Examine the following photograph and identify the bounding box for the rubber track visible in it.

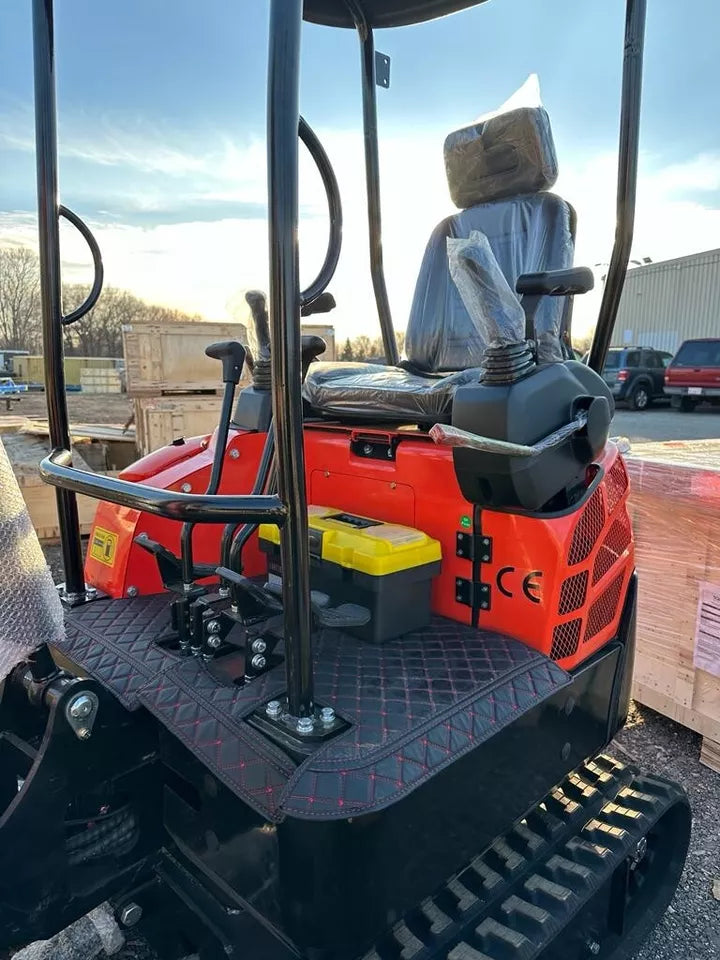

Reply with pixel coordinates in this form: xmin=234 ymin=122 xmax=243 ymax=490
xmin=362 ymin=754 xmax=685 ymax=960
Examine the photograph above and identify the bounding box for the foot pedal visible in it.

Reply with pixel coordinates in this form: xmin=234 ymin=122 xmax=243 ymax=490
xmin=315 ymin=603 xmax=372 ymax=629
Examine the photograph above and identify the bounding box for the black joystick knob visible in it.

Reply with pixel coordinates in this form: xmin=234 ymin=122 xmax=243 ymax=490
xmin=301 ymin=335 xmax=327 ymax=380
xmin=245 ymin=290 xmax=271 ymax=360
xmin=205 ymin=340 xmax=247 ymax=385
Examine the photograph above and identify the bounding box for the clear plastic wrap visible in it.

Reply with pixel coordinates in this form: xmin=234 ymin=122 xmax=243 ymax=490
xmin=302 ymin=362 xmax=481 ymax=422
xmin=405 ymin=193 xmax=573 ymax=370
xmin=429 ymin=411 xmax=588 ymax=456
xmin=0 ymin=436 xmax=64 ymax=681
xmin=447 ymin=230 xmax=525 ymax=348
xmin=444 ymin=100 xmax=558 ymax=209
xmin=11 ymin=903 xmax=124 ymax=959
xmin=624 ymin=439 xmax=720 ymax=740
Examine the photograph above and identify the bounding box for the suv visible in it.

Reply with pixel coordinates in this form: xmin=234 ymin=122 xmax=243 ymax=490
xmin=665 ymin=338 xmax=720 ymax=411
xmin=597 ymin=347 xmax=672 ymax=410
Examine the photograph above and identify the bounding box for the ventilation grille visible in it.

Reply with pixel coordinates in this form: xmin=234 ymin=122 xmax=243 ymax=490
xmin=558 ymin=571 xmax=588 ymax=615
xmin=568 ymin=487 xmax=606 ymax=566
xmin=584 ymin=572 xmax=625 ymax=643
xmin=605 ymin=457 xmax=629 ymax=514
xmin=593 ymin=509 xmax=632 ymax=585
xmin=551 ymin=619 xmax=582 ymax=660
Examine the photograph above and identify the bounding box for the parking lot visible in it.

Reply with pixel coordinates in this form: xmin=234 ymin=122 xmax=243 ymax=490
xmin=613 ymin=403 xmax=719 ymax=443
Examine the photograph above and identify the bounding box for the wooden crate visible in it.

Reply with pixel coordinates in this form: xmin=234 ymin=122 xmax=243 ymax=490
xmin=625 ymin=440 xmax=720 ymax=772
xmin=15 ymin=468 xmax=118 ymax=543
xmin=80 ymin=367 xmax=122 ymax=394
xmin=134 ymin=395 xmax=226 ymax=456
xmin=123 ymin=320 xmax=247 ymax=395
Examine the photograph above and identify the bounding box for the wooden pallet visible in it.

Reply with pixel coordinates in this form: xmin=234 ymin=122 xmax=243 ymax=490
xmin=626 ymin=439 xmax=720 ymax=775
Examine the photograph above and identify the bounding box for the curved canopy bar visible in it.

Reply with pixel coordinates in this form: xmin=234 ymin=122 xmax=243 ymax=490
xmin=303 ymin=0 xmax=489 ymax=29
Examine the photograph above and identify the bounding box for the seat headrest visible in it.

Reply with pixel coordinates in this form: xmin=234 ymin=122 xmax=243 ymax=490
xmin=444 ymin=106 xmax=558 ymax=209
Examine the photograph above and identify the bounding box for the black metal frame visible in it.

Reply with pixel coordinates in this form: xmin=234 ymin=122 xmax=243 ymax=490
xmin=31 ymin=0 xmax=646 ymax=719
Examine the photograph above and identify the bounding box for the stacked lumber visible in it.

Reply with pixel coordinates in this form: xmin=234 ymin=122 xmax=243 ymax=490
xmin=625 ymin=439 xmax=720 ymax=773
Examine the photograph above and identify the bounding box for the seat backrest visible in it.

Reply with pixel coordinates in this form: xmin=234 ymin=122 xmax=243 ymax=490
xmin=405 ymin=106 xmax=575 ymax=373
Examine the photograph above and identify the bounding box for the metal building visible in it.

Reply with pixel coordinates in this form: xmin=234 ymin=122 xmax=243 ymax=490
xmin=611 ymin=247 xmax=720 ymax=353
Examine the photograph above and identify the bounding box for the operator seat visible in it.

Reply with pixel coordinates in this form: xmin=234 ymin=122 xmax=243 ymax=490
xmin=303 ymin=105 xmax=576 ymax=424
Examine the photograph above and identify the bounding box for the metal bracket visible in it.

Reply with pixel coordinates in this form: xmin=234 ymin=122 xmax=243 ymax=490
xmin=455 ymin=532 xmax=493 ymax=563
xmin=375 ymin=51 xmax=391 ymax=89
xmin=57 ymin=583 xmax=100 ymax=607
xmin=455 ymin=578 xmax=492 ymax=611
xmin=65 ymin=690 xmax=100 ymax=740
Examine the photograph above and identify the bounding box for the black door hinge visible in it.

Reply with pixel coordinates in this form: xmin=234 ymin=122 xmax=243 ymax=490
xmin=456 ymin=532 xmax=493 ymax=563
xmin=455 ymin=578 xmax=492 ymax=610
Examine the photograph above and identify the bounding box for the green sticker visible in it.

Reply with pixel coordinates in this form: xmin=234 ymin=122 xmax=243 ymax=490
xmin=460 ymin=515 xmax=472 ymax=529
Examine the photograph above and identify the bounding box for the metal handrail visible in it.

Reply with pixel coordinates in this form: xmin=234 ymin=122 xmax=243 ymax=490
xmin=299 ymin=117 xmax=343 ymax=308
xmin=40 ymin=449 xmax=287 ymax=525
xmin=58 ymin=205 xmax=104 ymax=325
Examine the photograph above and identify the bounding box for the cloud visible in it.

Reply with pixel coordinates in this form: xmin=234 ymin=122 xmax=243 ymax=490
xmin=2 ymin=104 xmax=719 ymax=341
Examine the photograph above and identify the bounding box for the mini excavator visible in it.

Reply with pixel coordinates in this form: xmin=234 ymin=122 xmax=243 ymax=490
xmin=0 ymin=1 xmax=690 ymax=958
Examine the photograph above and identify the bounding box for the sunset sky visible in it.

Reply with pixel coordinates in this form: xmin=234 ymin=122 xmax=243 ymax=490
xmin=1 ymin=0 xmax=718 ymax=339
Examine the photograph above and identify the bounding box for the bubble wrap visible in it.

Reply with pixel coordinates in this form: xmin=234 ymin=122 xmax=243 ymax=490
xmin=447 ymin=230 xmax=526 ymax=348
xmin=11 ymin=903 xmax=124 ymax=959
xmin=0 ymin=436 xmax=64 ymax=680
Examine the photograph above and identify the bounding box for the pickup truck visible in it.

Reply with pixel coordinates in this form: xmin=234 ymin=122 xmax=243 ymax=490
xmin=664 ymin=338 xmax=720 ymax=411
xmin=0 ymin=377 xmax=28 ymax=410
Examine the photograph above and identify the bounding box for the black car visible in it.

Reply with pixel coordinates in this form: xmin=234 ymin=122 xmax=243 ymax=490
xmin=597 ymin=346 xmax=673 ymax=410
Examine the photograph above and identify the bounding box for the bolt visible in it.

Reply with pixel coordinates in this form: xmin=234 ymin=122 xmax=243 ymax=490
xmin=632 ymin=836 xmax=648 ymax=864
xmin=120 ymin=903 xmax=143 ymax=928
xmin=266 ymin=700 xmax=282 ymax=719
xmin=229 ymin=448 xmax=240 ymax=460
xmin=251 ymin=654 xmax=267 ymax=670
xmin=69 ymin=694 xmax=94 ymax=720
xmin=320 ymin=706 xmax=335 ymax=724
xmin=206 ymin=635 xmax=222 ymax=650
xmin=362 ymin=443 xmax=373 ymax=456
xmin=586 ymin=941 xmax=601 ymax=957
xmin=297 ymin=716 xmax=314 ymax=735
xmin=181 ymin=482 xmax=192 ymax=493
xmin=126 ymin=585 xmax=138 ymax=598
xmin=207 ymin=619 xmax=221 ymax=634
xmin=78 ymin=728 xmax=91 ymax=740
xmin=252 ymin=638 xmax=267 ymax=654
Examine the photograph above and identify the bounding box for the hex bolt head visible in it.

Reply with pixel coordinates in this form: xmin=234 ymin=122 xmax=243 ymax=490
xmin=251 ymin=654 xmax=267 ymax=670
xmin=297 ymin=716 xmax=314 ymax=735
xmin=207 ymin=620 xmax=221 ymax=634
xmin=126 ymin=585 xmax=139 ymax=598
xmin=181 ymin=482 xmax=192 ymax=493
xmin=69 ymin=694 xmax=94 ymax=720
xmin=320 ymin=706 xmax=336 ymax=724
xmin=266 ymin=700 xmax=282 ymax=719
xmin=229 ymin=448 xmax=240 ymax=460
xmin=206 ymin=635 xmax=222 ymax=650
xmin=77 ymin=727 xmax=92 ymax=740
xmin=362 ymin=443 xmax=373 ymax=456
xmin=586 ymin=941 xmax=601 ymax=957
xmin=251 ymin=638 xmax=267 ymax=654
xmin=120 ymin=903 xmax=143 ymax=927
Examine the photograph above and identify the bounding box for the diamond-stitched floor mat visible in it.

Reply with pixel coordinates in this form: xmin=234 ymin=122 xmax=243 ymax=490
xmin=60 ymin=595 xmax=570 ymax=821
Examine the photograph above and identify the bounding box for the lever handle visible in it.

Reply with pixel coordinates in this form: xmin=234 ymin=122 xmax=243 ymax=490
xmin=205 ymin=340 xmax=247 ymax=385
xmin=245 ymin=290 xmax=271 ymax=360
xmin=301 ymin=335 xmax=327 ymax=380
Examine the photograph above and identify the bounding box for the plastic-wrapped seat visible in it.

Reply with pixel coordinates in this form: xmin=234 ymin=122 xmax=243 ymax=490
xmin=303 ymin=106 xmax=576 ymax=424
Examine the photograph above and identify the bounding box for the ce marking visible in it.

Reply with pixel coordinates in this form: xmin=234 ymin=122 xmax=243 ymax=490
xmin=496 ymin=567 xmax=543 ymax=604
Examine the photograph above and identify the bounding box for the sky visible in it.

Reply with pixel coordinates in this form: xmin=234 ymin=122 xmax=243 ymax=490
xmin=1 ymin=0 xmax=719 ymax=340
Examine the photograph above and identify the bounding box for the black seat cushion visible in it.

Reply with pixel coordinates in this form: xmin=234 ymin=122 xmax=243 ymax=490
xmin=302 ymin=362 xmax=481 ymax=424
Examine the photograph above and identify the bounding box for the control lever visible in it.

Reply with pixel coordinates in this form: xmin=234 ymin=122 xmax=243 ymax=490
xmin=301 ymin=335 xmax=327 ymax=380
xmin=429 ymin=411 xmax=590 ymax=458
xmin=205 ymin=340 xmax=247 ymax=385
xmin=134 ymin=532 xmax=216 ymax=591
xmin=301 ymin=292 xmax=336 ymax=317
xmin=245 ymin=290 xmax=271 ymax=361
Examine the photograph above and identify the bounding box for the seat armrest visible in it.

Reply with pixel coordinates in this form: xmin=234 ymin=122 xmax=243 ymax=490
xmin=516 ymin=267 xmax=594 ymax=297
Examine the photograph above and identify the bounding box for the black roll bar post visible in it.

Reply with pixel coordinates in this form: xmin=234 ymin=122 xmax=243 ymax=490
xmin=588 ymin=0 xmax=647 ymax=373
xmin=267 ymin=0 xmax=315 ymax=720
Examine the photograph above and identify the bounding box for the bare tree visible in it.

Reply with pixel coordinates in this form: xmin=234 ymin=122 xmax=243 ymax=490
xmin=0 ymin=246 xmax=42 ymax=351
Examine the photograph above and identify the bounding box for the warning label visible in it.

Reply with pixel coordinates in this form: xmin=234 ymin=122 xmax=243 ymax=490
xmin=90 ymin=527 xmax=118 ymax=567
xmin=694 ymin=582 xmax=720 ymax=679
